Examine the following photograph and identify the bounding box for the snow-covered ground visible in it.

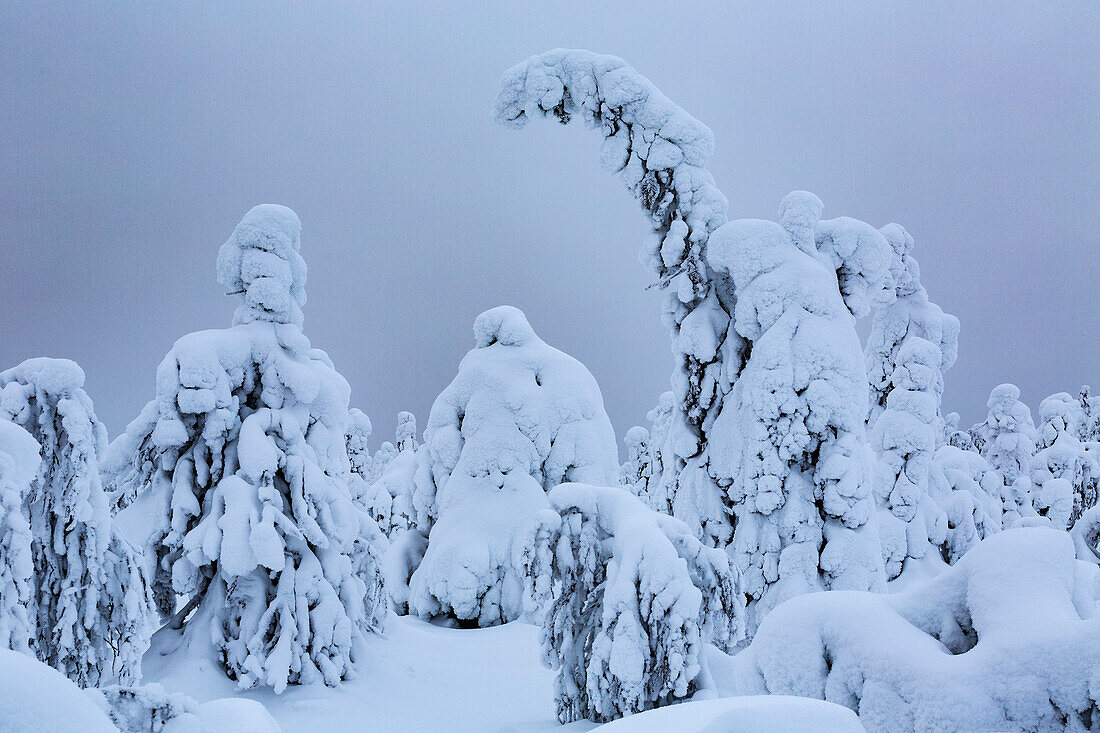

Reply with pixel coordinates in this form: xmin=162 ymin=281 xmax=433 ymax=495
xmin=144 ymin=614 xmax=588 ymax=733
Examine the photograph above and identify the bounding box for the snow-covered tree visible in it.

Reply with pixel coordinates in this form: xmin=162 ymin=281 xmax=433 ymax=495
xmin=1078 ymin=385 xmax=1100 ymax=443
xmin=703 ymin=194 xmax=890 ymax=630
xmin=367 ymin=441 xmax=398 ymax=485
xmin=929 ymin=445 xmax=1001 ymax=565
xmin=619 ymin=426 xmax=651 ymax=491
xmin=1031 ymin=392 xmax=1098 ymax=527
xmin=0 ymin=358 xmax=151 ymax=686
xmin=107 ymin=205 xmax=381 ymax=692
xmin=495 ymin=54 xmax=891 ymax=632
xmin=345 ymin=408 xmax=374 ymax=502
xmin=361 ymin=412 xmax=419 ymax=538
xmin=0 ymin=420 xmax=38 ymax=654
xmin=528 ymin=484 xmax=743 ymax=724
xmin=494 ymin=50 xmax=734 ymax=548
xmin=863 ymin=223 xmax=969 ymax=580
xmin=403 ymin=306 xmax=619 ymax=626
xmin=971 ymin=384 xmax=1037 ymax=524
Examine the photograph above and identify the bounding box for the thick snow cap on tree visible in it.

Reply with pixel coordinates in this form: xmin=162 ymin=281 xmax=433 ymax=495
xmin=405 ymin=306 xmax=618 ymax=626
xmin=110 ymin=206 xmax=379 ymax=693
xmin=1 ymin=357 xmax=151 ymax=687
xmin=528 ymin=484 xmax=744 ymax=724
xmin=731 ymin=528 xmax=1100 ymax=733
xmin=217 ymin=204 xmax=306 ymax=328
xmin=0 ymin=420 xmax=39 ymax=653
xmin=704 ymin=197 xmax=885 ymax=632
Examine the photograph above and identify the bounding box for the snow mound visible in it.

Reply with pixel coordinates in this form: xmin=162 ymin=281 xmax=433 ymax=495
xmin=593 ymin=696 xmax=864 ymax=732
xmin=197 ymin=698 xmax=282 ymax=732
xmin=731 ymin=528 xmax=1100 ymax=732
xmin=0 ymin=648 xmax=117 ymax=733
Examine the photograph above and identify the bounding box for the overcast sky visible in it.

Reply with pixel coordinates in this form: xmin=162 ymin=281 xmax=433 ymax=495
xmin=1 ymin=2 xmax=1097 ymax=446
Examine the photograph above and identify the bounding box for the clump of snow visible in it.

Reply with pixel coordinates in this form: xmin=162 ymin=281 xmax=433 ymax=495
xmin=0 ymin=357 xmax=152 ymax=686
xmin=0 ymin=648 xmax=118 ymax=733
xmin=705 ymin=197 xmax=885 ymax=632
xmin=0 ymin=420 xmax=39 ymax=652
xmin=217 ymin=204 xmax=307 ymax=328
xmin=108 ymin=207 xmax=380 ymax=693
xmin=527 ymin=483 xmax=744 ymax=724
xmin=592 ymin=696 xmax=864 ymax=733
xmin=732 ymin=527 xmax=1100 ymax=732
xmin=404 ymin=306 xmax=618 ymax=626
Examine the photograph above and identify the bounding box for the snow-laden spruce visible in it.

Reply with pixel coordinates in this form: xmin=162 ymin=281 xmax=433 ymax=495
xmin=1031 ymin=392 xmax=1098 ymax=528
xmin=401 ymin=306 xmax=619 ymax=626
xmin=863 ymin=224 xmax=977 ymax=579
xmin=527 ymin=484 xmax=743 ymax=724
xmin=358 ymin=411 xmax=418 ymax=538
xmin=0 ymin=420 xmax=39 ymax=653
xmin=0 ymin=358 xmax=152 ymax=686
xmin=970 ymin=383 xmax=1038 ymax=525
xmin=494 ymin=49 xmax=736 ymax=548
xmin=107 ymin=205 xmax=382 ymax=692
xmin=732 ymin=527 xmax=1100 ymax=733
xmin=703 ymin=194 xmax=889 ymax=631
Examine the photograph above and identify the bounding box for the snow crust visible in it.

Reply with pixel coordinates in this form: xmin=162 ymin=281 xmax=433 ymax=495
xmin=0 ymin=648 xmax=118 ymax=732
xmin=592 ymin=695 xmax=865 ymax=733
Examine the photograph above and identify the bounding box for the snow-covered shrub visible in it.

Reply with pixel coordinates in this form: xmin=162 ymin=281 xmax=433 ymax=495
xmin=528 ymin=483 xmax=743 ymax=724
xmin=405 ymin=306 xmax=619 ymax=626
xmin=108 ymin=205 xmax=381 ymax=692
xmin=732 ymin=527 xmax=1100 ymax=732
xmin=89 ymin=683 xmax=201 ymax=732
xmin=0 ymin=357 xmax=152 ymax=686
xmin=0 ymin=420 xmax=38 ymax=653
xmin=1032 ymin=393 xmax=1098 ymax=527
xmin=494 ymin=49 xmax=736 ymax=548
xmin=703 ymin=196 xmax=887 ymax=630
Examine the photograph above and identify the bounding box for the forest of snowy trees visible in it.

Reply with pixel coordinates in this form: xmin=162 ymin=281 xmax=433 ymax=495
xmin=1 ymin=48 xmax=1098 ymax=733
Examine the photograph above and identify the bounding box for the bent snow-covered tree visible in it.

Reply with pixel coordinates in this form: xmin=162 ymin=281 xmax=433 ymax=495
xmin=0 ymin=358 xmax=151 ymax=686
xmin=528 ymin=484 xmax=743 ymax=724
xmin=494 ymin=49 xmax=735 ymax=547
xmin=404 ymin=306 xmax=619 ymax=626
xmin=0 ymin=420 xmax=39 ymax=653
xmin=107 ymin=205 xmax=381 ymax=692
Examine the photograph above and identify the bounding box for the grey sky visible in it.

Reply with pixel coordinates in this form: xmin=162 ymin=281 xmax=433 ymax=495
xmin=1 ymin=2 xmax=1097 ymax=445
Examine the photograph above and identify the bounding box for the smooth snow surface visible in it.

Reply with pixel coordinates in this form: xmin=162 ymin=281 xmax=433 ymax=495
xmin=0 ymin=648 xmax=117 ymax=733
xmin=593 ymin=696 xmax=864 ymax=732
xmin=143 ymin=614 xmax=590 ymax=732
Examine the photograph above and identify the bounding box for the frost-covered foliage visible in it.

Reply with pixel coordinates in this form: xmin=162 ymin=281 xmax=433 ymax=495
xmin=494 ymin=49 xmax=735 ymax=550
xmin=733 ymin=528 xmax=1100 ymax=732
xmin=703 ymin=194 xmax=888 ymax=630
xmin=971 ymin=384 xmax=1038 ymax=524
xmin=108 ymin=206 xmax=380 ymax=692
xmin=0 ymin=357 xmax=151 ymax=686
xmin=1032 ymin=393 xmax=1098 ymax=528
xmin=405 ymin=306 xmax=618 ymax=626
xmin=864 ymin=224 xmax=967 ymax=580
xmin=0 ymin=420 xmax=39 ymax=653
xmin=528 ymin=484 xmax=743 ymax=724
